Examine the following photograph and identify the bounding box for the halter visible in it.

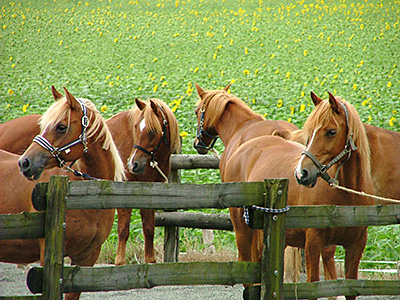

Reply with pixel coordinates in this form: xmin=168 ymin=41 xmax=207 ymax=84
xmin=33 ymin=98 xmax=89 ymax=170
xmin=133 ymin=105 xmax=169 ymax=164
xmin=300 ymin=101 xmax=358 ymax=186
xmin=194 ymin=105 xmax=219 ymax=151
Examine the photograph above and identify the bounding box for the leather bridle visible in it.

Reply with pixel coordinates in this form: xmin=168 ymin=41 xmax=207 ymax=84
xmin=194 ymin=105 xmax=219 ymax=151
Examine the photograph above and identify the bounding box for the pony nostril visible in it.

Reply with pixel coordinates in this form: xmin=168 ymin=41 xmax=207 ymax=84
xmin=301 ymin=168 xmax=310 ymax=181
xmin=19 ymin=158 xmax=31 ymax=172
xmin=131 ymin=161 xmax=140 ymax=173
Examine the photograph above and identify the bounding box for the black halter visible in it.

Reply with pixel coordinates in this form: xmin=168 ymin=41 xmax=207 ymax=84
xmin=194 ymin=105 xmax=219 ymax=151
xmin=301 ymin=102 xmax=358 ymax=186
xmin=133 ymin=105 xmax=169 ymax=163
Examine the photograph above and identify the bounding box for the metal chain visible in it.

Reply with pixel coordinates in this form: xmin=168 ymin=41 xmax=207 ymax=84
xmin=243 ymin=205 xmax=290 ymax=225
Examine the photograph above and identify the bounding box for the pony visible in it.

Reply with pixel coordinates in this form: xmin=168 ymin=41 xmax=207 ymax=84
xmin=296 ymin=92 xmax=400 ymax=283
xmin=107 ymin=98 xmax=180 ymax=265
xmin=197 ymin=91 xmax=374 ymax=300
xmin=0 ymin=115 xmax=40 ymax=154
xmin=0 ymin=86 xmax=126 ymax=300
xmin=193 ymin=83 xmax=302 ymax=282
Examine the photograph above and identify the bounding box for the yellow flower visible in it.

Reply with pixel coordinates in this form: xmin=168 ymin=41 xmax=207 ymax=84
xmin=286 ymin=72 xmax=290 ymax=78
xmin=153 ymin=84 xmax=158 ymax=92
xmin=8 ymin=89 xmax=14 ymax=95
xmin=290 ymin=107 xmax=295 ymax=115
xmin=300 ymin=104 xmax=305 ymax=112
xmin=387 ymin=81 xmax=392 ymax=87
xmin=303 ymin=50 xmax=308 ymax=56
xmin=101 ymin=105 xmax=107 ymax=113
xmin=194 ymin=67 xmax=199 ymax=73
xmin=353 ymin=84 xmax=357 ymax=90
xmin=153 ymin=58 xmax=157 ymax=63
xmin=243 ymin=70 xmax=250 ymax=75
xmin=362 ymin=100 xmax=368 ymax=106
xmin=49 ymin=59 xmax=52 ymax=63
xmin=389 ymin=117 xmax=396 ymax=127
xmin=245 ymin=48 xmax=248 ymax=54
xmin=6 ymin=104 xmax=11 ymax=108
xmin=179 ymin=131 xmax=188 ymax=138
xmin=277 ymin=99 xmax=283 ymax=108
xmin=114 ymin=38 xmax=118 ymax=43
xmin=22 ymin=103 xmax=29 ymax=112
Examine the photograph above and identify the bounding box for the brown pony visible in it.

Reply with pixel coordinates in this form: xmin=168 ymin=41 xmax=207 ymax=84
xmin=0 ymin=115 xmax=41 ymax=154
xmin=1 ymin=86 xmax=126 ymax=300
xmin=216 ymin=93 xmax=374 ymax=300
xmin=192 ymin=83 xmax=302 ymax=282
xmin=301 ymin=92 xmax=400 ymax=283
xmin=108 ymin=98 xmax=180 ymax=265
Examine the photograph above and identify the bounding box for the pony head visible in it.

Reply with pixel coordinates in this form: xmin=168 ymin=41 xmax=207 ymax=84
xmin=193 ymin=83 xmax=231 ymax=154
xmin=294 ymin=92 xmax=370 ymax=187
xmin=127 ymin=98 xmax=180 ymax=175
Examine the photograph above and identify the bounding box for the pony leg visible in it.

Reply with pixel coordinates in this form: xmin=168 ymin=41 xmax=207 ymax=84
xmin=115 ymin=208 xmax=132 ymax=266
xmin=140 ymin=209 xmax=156 ymax=263
xmin=343 ymin=228 xmax=368 ymax=300
xmin=283 ymin=247 xmax=302 ymax=283
xmin=66 ymin=246 xmax=102 ymax=300
xmin=229 ymin=207 xmax=253 ymax=262
xmin=322 ymin=245 xmax=337 ymax=280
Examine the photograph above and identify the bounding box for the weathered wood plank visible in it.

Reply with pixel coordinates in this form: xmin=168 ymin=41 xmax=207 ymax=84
xmin=284 ymin=279 xmax=400 ymax=299
xmin=155 ymin=211 xmax=233 ymax=230
xmin=42 ymin=176 xmax=68 ymax=300
xmin=0 ymin=296 xmax=42 ymax=299
xmin=284 ymin=204 xmax=400 ymax=229
xmin=62 ymin=181 xmax=265 ymax=210
xmin=28 ymin=262 xmax=260 ymax=293
xmin=170 ymin=154 xmax=220 ymax=169
xmin=0 ymin=212 xmax=45 ymax=240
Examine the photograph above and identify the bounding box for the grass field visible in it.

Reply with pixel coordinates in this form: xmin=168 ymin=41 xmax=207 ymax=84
xmin=1 ymin=0 xmax=400 ymax=267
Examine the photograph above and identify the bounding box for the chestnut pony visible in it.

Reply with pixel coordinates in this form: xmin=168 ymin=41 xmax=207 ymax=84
xmin=107 ymin=98 xmax=180 ymax=265
xmin=192 ymin=84 xmax=302 ymax=282
xmin=0 ymin=86 xmax=126 ymax=300
xmin=199 ymin=92 xmax=374 ymax=300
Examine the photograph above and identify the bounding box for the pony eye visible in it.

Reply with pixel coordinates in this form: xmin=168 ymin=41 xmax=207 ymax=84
xmin=56 ymin=123 xmax=67 ymax=133
xmin=326 ymin=129 xmax=337 ymax=137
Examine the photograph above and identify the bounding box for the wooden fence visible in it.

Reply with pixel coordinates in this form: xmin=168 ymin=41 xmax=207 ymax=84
xmin=1 ymin=155 xmax=400 ymax=299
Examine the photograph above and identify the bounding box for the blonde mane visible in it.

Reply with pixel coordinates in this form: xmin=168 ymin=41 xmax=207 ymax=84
xmin=130 ymin=98 xmax=181 ymax=154
xmin=196 ymin=89 xmax=265 ymax=128
xmin=39 ymin=97 xmax=126 ymax=181
xmin=292 ymin=98 xmax=371 ymax=181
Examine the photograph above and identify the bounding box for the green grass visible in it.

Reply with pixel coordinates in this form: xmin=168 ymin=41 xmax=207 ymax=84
xmin=1 ymin=0 xmax=400 ymax=266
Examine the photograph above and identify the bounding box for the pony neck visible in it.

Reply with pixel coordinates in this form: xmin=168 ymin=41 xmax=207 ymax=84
xmin=75 ymin=134 xmax=116 ymax=181
xmin=335 ymin=151 xmax=374 ymax=205
xmin=214 ymin=103 xmax=263 ymax=146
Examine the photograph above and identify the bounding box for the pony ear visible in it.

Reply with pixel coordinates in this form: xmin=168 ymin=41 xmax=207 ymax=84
xmin=63 ymin=87 xmax=81 ymax=111
xmin=150 ymin=99 xmax=162 ymax=117
xmin=310 ymin=91 xmax=323 ymax=106
xmin=223 ymin=83 xmax=231 ymax=92
xmin=328 ymin=92 xmax=340 ymax=113
xmin=195 ymin=83 xmax=205 ymax=97
xmin=51 ymin=85 xmax=64 ymax=101
xmin=135 ymin=98 xmax=147 ymax=111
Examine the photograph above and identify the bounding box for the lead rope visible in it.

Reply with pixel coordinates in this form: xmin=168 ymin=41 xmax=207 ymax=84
xmin=150 ymin=160 xmax=169 ymax=183
xmin=329 ymin=182 xmax=400 ymax=204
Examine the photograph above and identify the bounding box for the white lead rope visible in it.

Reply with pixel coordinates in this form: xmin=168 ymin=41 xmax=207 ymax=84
xmin=330 ymin=182 xmax=400 ymax=204
xmin=150 ymin=160 xmax=169 ymax=183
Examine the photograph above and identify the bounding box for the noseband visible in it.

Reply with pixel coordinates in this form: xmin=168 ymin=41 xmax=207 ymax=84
xmin=301 ymin=102 xmax=358 ymax=186
xmin=194 ymin=105 xmax=219 ymax=151
xmin=133 ymin=105 xmax=169 ymax=164
xmin=33 ymin=99 xmax=89 ymax=169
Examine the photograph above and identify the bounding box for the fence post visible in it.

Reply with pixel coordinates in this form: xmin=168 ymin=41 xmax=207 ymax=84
xmin=42 ymin=175 xmax=68 ymax=300
xmin=163 ymin=143 xmax=181 ymax=263
xmin=261 ymin=179 xmax=288 ymax=300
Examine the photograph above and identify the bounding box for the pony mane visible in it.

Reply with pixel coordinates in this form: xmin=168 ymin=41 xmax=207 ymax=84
xmin=134 ymin=98 xmax=181 ymax=154
xmin=293 ymin=97 xmax=371 ymax=181
xmin=39 ymin=97 xmax=126 ymax=181
xmin=197 ymin=89 xmax=265 ymax=128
